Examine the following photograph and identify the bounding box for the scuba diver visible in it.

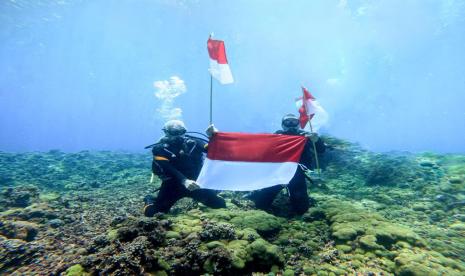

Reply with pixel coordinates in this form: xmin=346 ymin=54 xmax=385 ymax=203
xmin=247 ymin=114 xmax=325 ymax=216
xmin=143 ymin=120 xmax=226 ymax=216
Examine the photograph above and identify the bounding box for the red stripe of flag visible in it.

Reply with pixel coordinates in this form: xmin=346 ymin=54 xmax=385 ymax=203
xmin=207 ymin=38 xmax=228 ymax=64
xmin=207 ymin=132 xmax=307 ymax=162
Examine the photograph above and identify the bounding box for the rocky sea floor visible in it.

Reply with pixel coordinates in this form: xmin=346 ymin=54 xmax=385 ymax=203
xmin=1 ymin=136 xmax=464 ymax=275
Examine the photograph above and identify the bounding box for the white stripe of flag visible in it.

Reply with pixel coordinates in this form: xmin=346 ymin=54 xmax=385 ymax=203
xmin=207 ymin=38 xmax=234 ymax=84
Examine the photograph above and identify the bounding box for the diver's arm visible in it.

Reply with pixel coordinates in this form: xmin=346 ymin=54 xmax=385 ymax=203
xmin=205 ymin=124 xmax=218 ymax=138
xmin=152 ymin=159 xmax=187 ymax=183
xmin=302 ymin=131 xmax=325 ymax=154
xmin=152 ymin=159 xmax=199 ymax=190
xmin=151 ymin=145 xmax=187 ymax=182
xmin=203 ymin=124 xmax=218 ymax=153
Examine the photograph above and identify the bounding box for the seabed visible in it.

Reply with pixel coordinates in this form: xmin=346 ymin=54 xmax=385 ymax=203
xmin=1 ymin=136 xmax=464 ymax=275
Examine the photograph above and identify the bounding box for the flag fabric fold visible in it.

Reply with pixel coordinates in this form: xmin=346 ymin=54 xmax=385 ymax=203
xmin=196 ymin=132 xmax=307 ymax=191
xmin=207 ymin=38 xmax=234 ymax=84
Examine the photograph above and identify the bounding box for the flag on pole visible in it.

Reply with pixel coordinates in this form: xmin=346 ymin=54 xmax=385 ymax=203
xmin=197 ymin=132 xmax=307 ymax=191
xmin=207 ymin=38 xmax=234 ymax=84
xmin=296 ymin=87 xmax=329 ymax=130
xmin=298 ymin=87 xmax=317 ymax=128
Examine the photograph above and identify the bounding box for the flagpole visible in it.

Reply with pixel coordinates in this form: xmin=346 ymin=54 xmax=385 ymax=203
xmin=209 ymin=74 xmax=213 ymax=125
xmin=208 ymin=33 xmax=213 ymax=125
xmin=308 ymin=121 xmax=321 ymax=176
xmin=301 ymin=86 xmax=321 ymax=176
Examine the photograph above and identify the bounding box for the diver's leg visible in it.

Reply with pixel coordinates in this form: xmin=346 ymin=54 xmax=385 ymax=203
xmin=190 ymin=189 xmax=226 ymax=209
xmin=288 ymin=170 xmax=310 ymax=215
xmin=144 ymin=180 xmax=187 ymax=216
xmin=247 ymin=185 xmax=283 ymax=211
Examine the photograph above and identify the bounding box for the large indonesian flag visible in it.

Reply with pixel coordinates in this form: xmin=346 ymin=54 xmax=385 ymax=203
xmin=207 ymin=38 xmax=234 ymax=84
xmin=197 ymin=132 xmax=307 ymax=191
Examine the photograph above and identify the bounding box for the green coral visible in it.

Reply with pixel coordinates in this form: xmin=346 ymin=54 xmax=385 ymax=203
xmin=2 ymin=140 xmax=465 ymax=275
xmin=206 ymin=240 xmax=225 ymax=249
xmin=65 ymin=264 xmax=88 ymax=276
xmin=39 ymin=192 xmax=60 ymax=202
xmin=332 ymin=226 xmax=358 ymax=241
xmin=165 ymin=230 xmax=181 ymax=239
xmin=246 ymin=239 xmax=284 ymax=267
xmin=204 ymin=209 xmax=285 ymax=238
xmin=226 ymin=240 xmax=249 ymax=269
xmin=324 ymin=200 xmax=424 ymax=249
xmin=335 ymin=244 xmax=352 ymax=253
xmin=170 ymin=215 xmax=202 ymax=236
xmin=450 ymin=223 xmax=465 ymax=231
xmin=106 ymin=229 xmax=118 ymax=241
xmin=359 ymin=235 xmax=382 ymax=250
xmin=166 ymin=209 xmax=285 ymax=272
xmin=394 ymin=249 xmax=465 ymax=276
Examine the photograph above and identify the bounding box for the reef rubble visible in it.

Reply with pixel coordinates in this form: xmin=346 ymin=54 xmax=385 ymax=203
xmin=0 ymin=138 xmax=464 ymax=275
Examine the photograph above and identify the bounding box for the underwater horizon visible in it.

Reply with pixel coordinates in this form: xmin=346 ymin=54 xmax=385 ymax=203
xmin=1 ymin=1 xmax=465 ymax=275
xmin=1 ymin=0 xmax=465 ymax=153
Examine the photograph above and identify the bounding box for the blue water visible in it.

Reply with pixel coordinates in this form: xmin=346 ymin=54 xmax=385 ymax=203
xmin=1 ymin=0 xmax=465 ymax=153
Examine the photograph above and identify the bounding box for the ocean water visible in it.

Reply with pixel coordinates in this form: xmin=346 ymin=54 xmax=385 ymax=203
xmin=1 ymin=0 xmax=465 ymax=275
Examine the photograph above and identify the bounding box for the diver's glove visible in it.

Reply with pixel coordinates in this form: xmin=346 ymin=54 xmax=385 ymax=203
xmin=183 ymin=179 xmax=200 ymax=191
xmin=305 ymin=132 xmax=320 ymax=143
xmin=205 ymin=124 xmax=218 ymax=138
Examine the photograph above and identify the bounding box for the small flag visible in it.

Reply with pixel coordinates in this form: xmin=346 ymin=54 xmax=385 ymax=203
xmin=297 ymin=87 xmax=315 ymax=128
xmin=207 ymin=38 xmax=234 ymax=84
xmin=296 ymin=87 xmax=329 ymax=130
xmin=197 ymin=132 xmax=307 ymax=191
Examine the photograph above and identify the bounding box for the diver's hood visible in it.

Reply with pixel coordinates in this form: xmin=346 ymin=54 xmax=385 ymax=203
xmin=163 ymin=120 xmax=187 ymax=136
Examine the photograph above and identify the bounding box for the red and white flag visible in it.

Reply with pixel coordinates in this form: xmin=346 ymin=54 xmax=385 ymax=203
xmin=197 ymin=132 xmax=307 ymax=191
xmin=297 ymin=87 xmax=328 ymax=130
xmin=207 ymin=38 xmax=234 ymax=84
xmin=298 ymin=87 xmax=317 ymax=128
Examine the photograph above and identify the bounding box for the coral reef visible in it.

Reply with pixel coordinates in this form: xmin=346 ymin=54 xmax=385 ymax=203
xmin=0 ymin=185 xmax=39 ymax=210
xmin=0 ymin=235 xmax=43 ymax=272
xmin=79 ymin=217 xmax=169 ymax=274
xmin=0 ymin=136 xmax=464 ymax=275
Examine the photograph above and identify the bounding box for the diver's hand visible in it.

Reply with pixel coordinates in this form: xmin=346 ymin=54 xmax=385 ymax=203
xmin=183 ymin=179 xmax=200 ymax=191
xmin=305 ymin=132 xmax=320 ymax=143
xmin=205 ymin=124 xmax=218 ymax=138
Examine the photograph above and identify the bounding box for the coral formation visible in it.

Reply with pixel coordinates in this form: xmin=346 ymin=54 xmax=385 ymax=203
xmin=0 ymin=137 xmax=464 ymax=274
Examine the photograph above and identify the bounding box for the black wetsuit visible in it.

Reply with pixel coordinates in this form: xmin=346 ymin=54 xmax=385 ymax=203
xmin=248 ymin=129 xmax=325 ymax=215
xmin=147 ymin=136 xmax=226 ymax=214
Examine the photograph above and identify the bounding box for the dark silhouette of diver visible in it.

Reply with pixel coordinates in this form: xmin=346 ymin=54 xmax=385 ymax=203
xmin=143 ymin=120 xmax=225 ymax=216
xmin=247 ymin=114 xmax=325 ymax=216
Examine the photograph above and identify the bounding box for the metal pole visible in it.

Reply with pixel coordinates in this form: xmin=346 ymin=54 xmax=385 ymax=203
xmin=309 ymin=121 xmax=321 ymax=176
xmin=209 ymin=75 xmax=213 ymax=125
xmin=302 ymin=86 xmax=321 ymax=176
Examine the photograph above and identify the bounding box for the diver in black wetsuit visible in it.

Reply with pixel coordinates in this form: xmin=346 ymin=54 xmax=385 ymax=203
xmin=247 ymin=114 xmax=325 ymax=216
xmin=143 ymin=120 xmax=226 ymax=216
